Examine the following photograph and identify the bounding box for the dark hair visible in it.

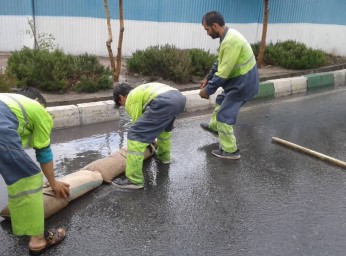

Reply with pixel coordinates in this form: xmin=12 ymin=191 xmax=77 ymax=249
xmin=202 ymin=11 xmax=225 ymax=26
xmin=113 ymin=83 xmax=133 ymax=108
xmin=16 ymin=87 xmax=47 ymax=107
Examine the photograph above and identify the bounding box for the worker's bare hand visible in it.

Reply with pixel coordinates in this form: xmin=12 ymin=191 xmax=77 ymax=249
xmin=200 ymin=79 xmax=208 ymax=89
xmin=199 ymin=88 xmax=209 ymax=99
xmin=51 ymin=181 xmax=70 ymax=198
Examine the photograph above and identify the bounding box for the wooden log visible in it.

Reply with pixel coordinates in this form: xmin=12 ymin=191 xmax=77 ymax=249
xmin=272 ymin=137 xmax=346 ymax=169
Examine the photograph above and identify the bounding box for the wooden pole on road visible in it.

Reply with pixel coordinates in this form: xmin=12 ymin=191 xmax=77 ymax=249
xmin=272 ymin=137 xmax=346 ymax=169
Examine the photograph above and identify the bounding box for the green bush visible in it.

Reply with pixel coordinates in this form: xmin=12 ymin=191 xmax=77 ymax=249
xmin=0 ymin=72 xmax=16 ymax=92
xmin=71 ymin=53 xmax=113 ymax=92
xmin=166 ymin=49 xmax=191 ymax=83
xmin=127 ymin=45 xmax=217 ymax=83
xmin=74 ymin=74 xmax=113 ymax=93
xmin=127 ymin=45 xmax=191 ymax=83
xmin=251 ymin=43 xmax=260 ymax=58
xmin=127 ymin=45 xmax=164 ymax=76
xmin=253 ymin=40 xmax=327 ymax=69
xmin=6 ymin=48 xmax=69 ymax=92
xmin=6 ymin=48 xmax=112 ymax=93
xmin=187 ymin=48 xmax=217 ymax=77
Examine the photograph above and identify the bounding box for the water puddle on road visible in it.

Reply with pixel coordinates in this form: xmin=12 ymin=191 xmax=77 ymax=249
xmin=0 ymin=119 xmax=129 ymax=213
xmin=50 ymin=120 xmax=129 ymax=177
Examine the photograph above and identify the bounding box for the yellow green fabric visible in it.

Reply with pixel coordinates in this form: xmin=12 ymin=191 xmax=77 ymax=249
xmin=125 ymin=83 xmax=177 ymax=124
xmin=217 ymin=122 xmax=237 ymax=153
xmin=156 ymin=131 xmax=171 ymax=162
xmin=209 ymin=104 xmax=220 ymax=131
xmin=209 ymin=104 xmax=237 ymax=153
xmin=0 ymin=94 xmax=53 ymax=149
xmin=216 ymin=28 xmax=256 ymax=79
xmin=7 ymin=172 xmax=44 ymax=236
xmin=126 ymin=139 xmax=148 ymax=185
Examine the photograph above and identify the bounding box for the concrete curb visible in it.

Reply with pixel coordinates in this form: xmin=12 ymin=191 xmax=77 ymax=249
xmin=47 ymin=69 xmax=346 ymax=130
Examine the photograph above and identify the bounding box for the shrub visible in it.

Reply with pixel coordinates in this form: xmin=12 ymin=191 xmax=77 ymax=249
xmin=7 ymin=47 xmax=71 ymax=92
xmin=251 ymin=43 xmax=260 ymax=58
xmin=74 ymin=74 xmax=112 ymax=93
xmin=71 ymin=53 xmax=113 ymax=92
xmin=187 ymin=48 xmax=217 ymax=77
xmin=6 ymin=48 xmax=112 ymax=93
xmin=127 ymin=46 xmax=163 ymax=76
xmin=254 ymin=40 xmax=327 ymax=69
xmin=165 ymin=49 xmax=191 ymax=83
xmin=0 ymin=72 xmax=16 ymax=92
xmin=127 ymin=45 xmax=217 ymax=83
xmin=127 ymin=45 xmax=191 ymax=83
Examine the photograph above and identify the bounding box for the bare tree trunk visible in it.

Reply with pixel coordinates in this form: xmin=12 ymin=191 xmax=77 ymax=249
xmin=104 ymin=0 xmax=117 ymax=81
xmin=28 ymin=19 xmax=39 ymax=49
xmin=257 ymin=0 xmax=269 ymax=68
xmin=114 ymin=0 xmax=124 ymax=81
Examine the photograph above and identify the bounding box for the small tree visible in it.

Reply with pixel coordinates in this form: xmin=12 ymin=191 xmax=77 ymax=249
xmin=115 ymin=0 xmax=124 ymax=80
xmin=26 ymin=19 xmax=56 ymax=51
xmin=257 ymin=0 xmax=269 ymax=68
xmin=104 ymin=0 xmax=124 ymax=82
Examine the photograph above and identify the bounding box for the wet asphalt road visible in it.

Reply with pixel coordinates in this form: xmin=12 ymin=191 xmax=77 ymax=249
xmin=1 ymin=88 xmax=346 ymax=256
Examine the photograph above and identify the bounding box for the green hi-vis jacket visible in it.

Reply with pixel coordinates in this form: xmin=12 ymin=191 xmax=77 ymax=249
xmin=205 ymin=28 xmax=257 ymax=97
xmin=0 ymin=94 xmax=53 ymax=149
xmin=218 ymin=28 xmax=255 ymax=78
xmin=125 ymin=82 xmax=177 ymax=124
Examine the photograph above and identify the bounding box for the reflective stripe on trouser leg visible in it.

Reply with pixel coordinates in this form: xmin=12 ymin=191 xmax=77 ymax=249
xmin=126 ymin=139 xmax=148 ymax=185
xmin=7 ymin=172 xmax=44 ymax=236
xmin=217 ymin=122 xmax=238 ymax=153
xmin=209 ymin=104 xmax=220 ymax=131
xmin=156 ymin=131 xmax=171 ymax=162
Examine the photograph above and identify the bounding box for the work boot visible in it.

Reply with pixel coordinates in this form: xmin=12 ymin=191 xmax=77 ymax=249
xmin=212 ymin=148 xmax=241 ymax=160
xmin=200 ymin=122 xmax=218 ymax=137
xmin=112 ymin=177 xmax=144 ymax=190
xmin=154 ymin=152 xmax=171 ymax=164
xmin=155 ymin=157 xmax=171 ymax=164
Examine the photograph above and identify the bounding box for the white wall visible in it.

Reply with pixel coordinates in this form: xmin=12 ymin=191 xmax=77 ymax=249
xmin=1 ymin=16 xmax=346 ymax=57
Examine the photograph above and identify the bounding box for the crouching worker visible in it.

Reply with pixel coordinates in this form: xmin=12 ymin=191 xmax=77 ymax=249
xmin=113 ymin=82 xmax=186 ymax=190
xmin=0 ymin=87 xmax=70 ymax=254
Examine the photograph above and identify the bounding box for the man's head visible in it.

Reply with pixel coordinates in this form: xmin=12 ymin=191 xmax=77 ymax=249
xmin=113 ymin=83 xmax=133 ymax=108
xmin=202 ymin=11 xmax=225 ymax=39
xmin=16 ymin=87 xmax=47 ymax=107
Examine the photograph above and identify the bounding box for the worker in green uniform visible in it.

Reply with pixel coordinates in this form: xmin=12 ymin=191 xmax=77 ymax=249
xmin=0 ymin=87 xmax=70 ymax=254
xmin=199 ymin=11 xmax=259 ymax=159
xmin=112 ymin=82 xmax=186 ymax=189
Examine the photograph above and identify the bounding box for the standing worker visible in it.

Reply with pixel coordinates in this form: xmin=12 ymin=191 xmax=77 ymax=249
xmin=112 ymin=82 xmax=186 ymax=189
xmin=0 ymin=87 xmax=70 ymax=254
xmin=199 ymin=11 xmax=259 ymax=159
